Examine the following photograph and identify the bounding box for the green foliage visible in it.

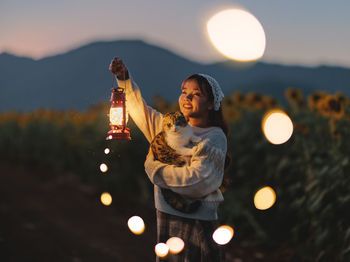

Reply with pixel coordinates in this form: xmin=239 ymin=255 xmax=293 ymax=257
xmin=0 ymin=107 xmax=153 ymax=201
xmin=0 ymin=90 xmax=349 ymax=261
xmin=219 ymin=104 xmax=350 ymax=261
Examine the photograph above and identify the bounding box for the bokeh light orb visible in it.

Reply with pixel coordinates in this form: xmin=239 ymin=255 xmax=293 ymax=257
xmin=100 ymin=192 xmax=112 ymax=206
xmin=127 ymin=216 xmax=145 ymax=235
xmin=166 ymin=237 xmax=185 ymax=254
xmin=262 ymin=110 xmax=294 ymax=145
xmin=99 ymin=163 xmax=108 ymax=173
xmin=212 ymin=225 xmax=234 ymax=245
xmin=207 ymin=8 xmax=266 ymax=61
xmin=104 ymin=148 xmax=110 ymax=154
xmin=254 ymin=186 xmax=276 ymax=210
xmin=155 ymin=243 xmax=169 ymax=258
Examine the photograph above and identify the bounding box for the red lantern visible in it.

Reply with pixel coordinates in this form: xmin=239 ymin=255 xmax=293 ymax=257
xmin=106 ymin=83 xmax=131 ymax=140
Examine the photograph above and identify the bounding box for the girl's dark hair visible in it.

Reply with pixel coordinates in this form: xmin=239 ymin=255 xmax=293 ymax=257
xmin=182 ymin=74 xmax=232 ymax=187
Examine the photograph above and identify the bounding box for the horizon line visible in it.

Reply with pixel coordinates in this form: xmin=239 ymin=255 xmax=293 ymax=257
xmin=1 ymin=38 xmax=349 ymax=70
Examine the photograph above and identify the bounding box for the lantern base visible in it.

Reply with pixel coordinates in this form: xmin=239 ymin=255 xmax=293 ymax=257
xmin=106 ymin=128 xmax=131 ymax=140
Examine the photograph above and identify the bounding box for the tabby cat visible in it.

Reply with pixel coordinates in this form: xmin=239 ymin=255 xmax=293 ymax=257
xmin=151 ymin=111 xmax=202 ymax=213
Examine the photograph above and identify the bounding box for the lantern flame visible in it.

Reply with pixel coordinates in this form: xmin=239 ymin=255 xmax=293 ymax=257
xmin=106 ymin=85 xmax=131 ymax=140
xmin=109 ymin=107 xmax=124 ymax=126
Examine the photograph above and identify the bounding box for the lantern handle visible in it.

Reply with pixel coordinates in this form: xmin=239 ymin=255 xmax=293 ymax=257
xmin=112 ymin=74 xmax=119 ymax=90
xmin=112 ymin=74 xmax=115 ymax=89
xmin=111 ymin=73 xmax=127 ymax=91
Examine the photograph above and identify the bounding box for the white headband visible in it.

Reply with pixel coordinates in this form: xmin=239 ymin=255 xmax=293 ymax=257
xmin=198 ymin=73 xmax=224 ymax=111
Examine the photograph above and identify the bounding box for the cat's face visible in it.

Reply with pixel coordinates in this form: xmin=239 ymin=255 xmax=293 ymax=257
xmin=163 ymin=111 xmax=188 ymax=133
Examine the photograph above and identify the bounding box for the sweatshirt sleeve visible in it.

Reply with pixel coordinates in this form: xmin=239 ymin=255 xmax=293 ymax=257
xmin=117 ymin=78 xmax=163 ymax=143
xmin=144 ymin=130 xmax=227 ymax=198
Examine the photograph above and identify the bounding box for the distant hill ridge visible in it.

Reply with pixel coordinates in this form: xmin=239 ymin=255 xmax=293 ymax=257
xmin=1 ymin=39 xmax=349 ymax=112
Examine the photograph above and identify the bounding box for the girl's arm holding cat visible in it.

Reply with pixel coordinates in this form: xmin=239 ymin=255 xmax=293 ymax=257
xmin=145 ymin=129 xmax=227 ymax=198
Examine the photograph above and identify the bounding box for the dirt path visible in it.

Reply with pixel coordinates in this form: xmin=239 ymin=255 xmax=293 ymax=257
xmin=0 ymin=162 xmax=158 ymax=262
xmin=0 ymin=162 xmax=295 ymax=262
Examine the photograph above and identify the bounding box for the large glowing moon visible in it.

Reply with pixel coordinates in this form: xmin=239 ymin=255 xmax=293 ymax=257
xmin=207 ymin=8 xmax=266 ymax=61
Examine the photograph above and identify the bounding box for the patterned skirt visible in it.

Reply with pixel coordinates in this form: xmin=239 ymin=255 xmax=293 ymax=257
xmin=156 ymin=210 xmax=225 ymax=262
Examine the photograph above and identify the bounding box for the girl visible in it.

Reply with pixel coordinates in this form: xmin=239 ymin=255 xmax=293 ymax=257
xmin=109 ymin=57 xmax=229 ymax=262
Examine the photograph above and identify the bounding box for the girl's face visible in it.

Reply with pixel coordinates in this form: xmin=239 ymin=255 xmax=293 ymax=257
xmin=178 ymin=79 xmax=213 ymax=126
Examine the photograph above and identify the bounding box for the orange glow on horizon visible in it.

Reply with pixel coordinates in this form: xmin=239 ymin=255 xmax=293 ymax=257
xmin=0 ymin=30 xmax=62 ymax=59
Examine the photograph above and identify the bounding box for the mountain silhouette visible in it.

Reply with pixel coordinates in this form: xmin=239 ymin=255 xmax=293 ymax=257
xmin=1 ymin=39 xmax=349 ymax=112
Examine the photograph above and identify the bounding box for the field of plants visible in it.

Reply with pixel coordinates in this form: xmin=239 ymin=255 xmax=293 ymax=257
xmin=0 ymin=88 xmax=349 ymax=262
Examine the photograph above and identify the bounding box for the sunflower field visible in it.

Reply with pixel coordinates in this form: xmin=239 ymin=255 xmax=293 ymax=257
xmin=0 ymin=89 xmax=349 ymax=261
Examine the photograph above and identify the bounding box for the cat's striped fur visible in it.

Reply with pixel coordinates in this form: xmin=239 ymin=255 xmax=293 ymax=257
xmin=151 ymin=111 xmax=201 ymax=213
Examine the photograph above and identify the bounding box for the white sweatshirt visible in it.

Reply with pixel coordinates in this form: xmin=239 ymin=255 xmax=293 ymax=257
xmin=118 ymin=78 xmax=227 ymax=220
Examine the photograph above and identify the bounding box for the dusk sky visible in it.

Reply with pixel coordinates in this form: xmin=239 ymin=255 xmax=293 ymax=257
xmin=1 ymin=0 xmax=349 ymax=67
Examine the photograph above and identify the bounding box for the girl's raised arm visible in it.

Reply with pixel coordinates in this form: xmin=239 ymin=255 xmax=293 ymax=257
xmin=109 ymin=57 xmax=163 ymax=143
